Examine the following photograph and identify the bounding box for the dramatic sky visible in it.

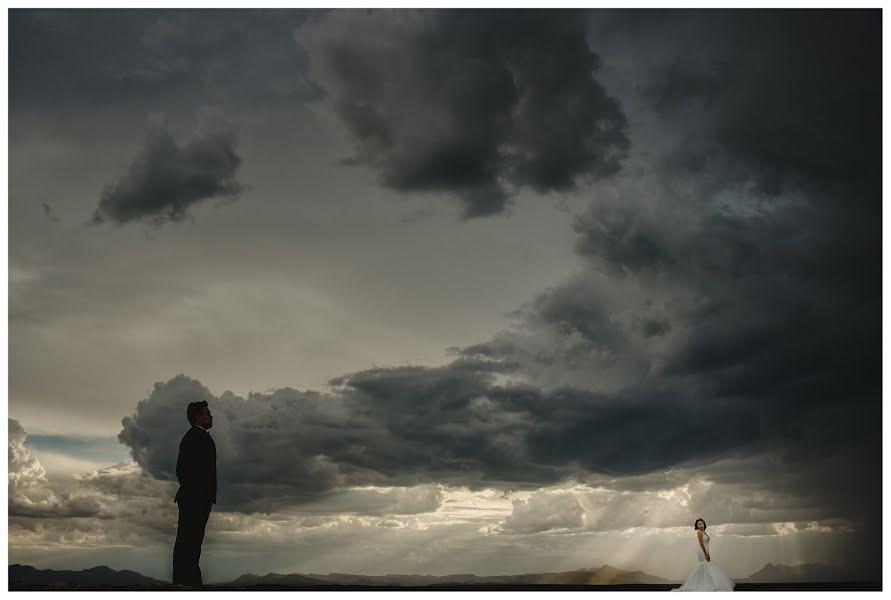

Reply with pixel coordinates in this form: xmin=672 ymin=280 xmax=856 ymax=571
xmin=8 ymin=9 xmax=882 ymax=584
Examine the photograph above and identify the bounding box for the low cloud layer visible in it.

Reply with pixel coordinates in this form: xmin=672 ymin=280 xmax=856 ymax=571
xmin=299 ymin=10 xmax=628 ymax=217
xmin=9 ymin=419 xmax=171 ymax=521
xmin=115 ymin=371 xmax=748 ymax=514
xmin=91 ymin=116 xmax=243 ymax=226
xmin=116 ymin=349 xmax=876 ymax=540
xmin=12 ymin=417 xmax=876 ymax=580
xmin=497 ymin=490 xmax=585 ymax=534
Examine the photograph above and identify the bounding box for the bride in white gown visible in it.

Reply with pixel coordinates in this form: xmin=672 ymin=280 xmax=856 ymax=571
xmin=672 ymin=518 xmax=735 ymax=591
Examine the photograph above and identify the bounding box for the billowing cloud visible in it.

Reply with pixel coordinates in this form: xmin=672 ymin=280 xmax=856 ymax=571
xmin=9 ymin=419 xmax=63 ymax=516
xmin=116 ymin=351 xmax=874 ymax=531
xmin=298 ymin=9 xmax=629 ymax=217
xmin=11 ymin=416 xmax=873 ymax=581
xmin=117 ymin=370 xmax=753 ymax=515
xmin=440 ymin=12 xmax=881 ymax=549
xmin=497 ymin=490 xmax=585 ymax=534
xmin=9 ymin=419 xmax=147 ymax=519
xmin=91 ymin=115 xmax=243 ymax=226
xmin=449 ymin=175 xmax=878 ymax=534
xmin=118 ymin=374 xmax=491 ymax=512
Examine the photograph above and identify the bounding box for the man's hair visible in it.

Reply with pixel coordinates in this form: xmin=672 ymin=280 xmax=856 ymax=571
xmin=187 ymin=401 xmax=209 ymax=425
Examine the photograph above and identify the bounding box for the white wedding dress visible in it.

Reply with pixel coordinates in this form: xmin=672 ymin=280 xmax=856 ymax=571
xmin=672 ymin=530 xmax=735 ymax=591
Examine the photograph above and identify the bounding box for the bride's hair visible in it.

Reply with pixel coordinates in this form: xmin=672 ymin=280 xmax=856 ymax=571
xmin=694 ymin=518 xmax=706 ymax=530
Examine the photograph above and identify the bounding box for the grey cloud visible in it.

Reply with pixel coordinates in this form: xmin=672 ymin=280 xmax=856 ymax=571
xmin=9 ymin=450 xmax=185 ymax=557
xmin=292 ymin=485 xmax=444 ymax=516
xmin=494 ymin=485 xmax=690 ymax=534
xmin=9 ymin=418 xmax=63 ymax=517
xmin=575 ymin=449 xmax=877 ymax=535
xmin=110 ymin=7 xmax=879 ymax=534
xmin=117 ymin=369 xmax=772 ymax=515
xmin=497 ymin=490 xmax=585 ymax=534
xmin=637 ymin=59 xmax=734 ymax=115
xmin=461 ymin=275 xmax=660 ymax=393
xmin=716 ymin=523 xmax=780 ymax=536
xmin=298 ymin=9 xmax=628 ymax=217
xmin=11 ymin=9 xmax=320 ymax=111
xmin=9 ymin=418 xmax=29 ymax=449
xmin=91 ymin=118 xmax=243 ymax=226
xmin=446 ymin=11 xmax=880 ymax=541
xmin=74 ymin=459 xmax=177 ymax=504
xmin=626 ymin=10 xmax=880 ymax=194
xmin=119 ymin=374 xmax=433 ymax=512
xmin=572 ymin=198 xmax=676 ymax=275
xmin=9 ymin=420 xmax=153 ymax=520
xmin=491 ymin=475 xmax=862 ymax=536
xmin=331 ymin=365 xmax=760 ymax=481
xmin=575 ymin=487 xmax=689 ymax=532
xmin=455 ymin=173 xmax=879 ymax=528
xmin=132 ymin=11 xmax=323 ymax=105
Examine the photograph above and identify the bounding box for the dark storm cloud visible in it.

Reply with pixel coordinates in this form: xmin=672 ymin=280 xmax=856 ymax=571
xmin=637 ymin=58 xmax=734 ymax=115
xmin=577 ymin=11 xmax=881 ymax=415
xmin=10 ymin=9 xmax=321 ymax=111
xmin=114 ymin=372 xmax=423 ymax=510
xmin=455 ymin=171 xmax=880 ymax=522
xmin=118 ymin=364 xmax=788 ymax=515
xmin=453 ymin=8 xmax=881 ymax=531
xmin=91 ymin=119 xmax=243 ymax=226
xmin=629 ymin=10 xmax=881 ymax=194
xmin=119 ymin=375 xmax=390 ymax=513
xmin=572 ymin=197 xmax=676 ymax=275
xmin=115 ymin=357 xmax=873 ymax=531
xmin=299 ymin=9 xmax=629 ymax=217
xmin=290 ymin=485 xmax=445 ymax=516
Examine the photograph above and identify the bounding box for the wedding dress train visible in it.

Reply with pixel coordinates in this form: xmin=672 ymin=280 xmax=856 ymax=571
xmin=672 ymin=530 xmax=735 ymax=591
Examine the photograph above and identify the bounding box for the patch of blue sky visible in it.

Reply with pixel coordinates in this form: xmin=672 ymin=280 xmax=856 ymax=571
xmin=24 ymin=435 xmax=130 ymax=465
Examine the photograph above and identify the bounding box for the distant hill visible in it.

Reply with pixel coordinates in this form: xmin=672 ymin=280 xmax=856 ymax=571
xmin=8 ymin=564 xmax=166 ymax=587
xmin=737 ymin=562 xmax=862 ymax=584
xmin=230 ymin=572 xmax=332 ymax=586
xmin=225 ymin=564 xmax=676 ymax=587
xmin=10 ymin=560 xmax=876 ymax=590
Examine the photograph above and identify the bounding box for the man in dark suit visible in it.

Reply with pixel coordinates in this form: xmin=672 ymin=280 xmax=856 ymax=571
xmin=172 ymin=401 xmax=217 ymax=587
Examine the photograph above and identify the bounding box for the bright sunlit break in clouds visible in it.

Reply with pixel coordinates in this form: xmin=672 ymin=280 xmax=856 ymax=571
xmin=8 ymin=8 xmax=881 ymax=585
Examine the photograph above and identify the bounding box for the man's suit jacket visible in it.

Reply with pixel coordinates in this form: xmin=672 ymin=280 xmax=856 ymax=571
xmin=174 ymin=425 xmax=217 ymax=504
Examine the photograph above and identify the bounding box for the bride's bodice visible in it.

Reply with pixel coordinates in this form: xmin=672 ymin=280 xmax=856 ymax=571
xmin=693 ymin=530 xmax=710 ymax=562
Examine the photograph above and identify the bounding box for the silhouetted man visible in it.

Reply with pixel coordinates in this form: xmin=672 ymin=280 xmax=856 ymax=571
xmin=172 ymin=401 xmax=216 ymax=587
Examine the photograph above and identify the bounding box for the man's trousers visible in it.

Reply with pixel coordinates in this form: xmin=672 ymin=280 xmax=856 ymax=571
xmin=172 ymin=498 xmax=212 ymax=586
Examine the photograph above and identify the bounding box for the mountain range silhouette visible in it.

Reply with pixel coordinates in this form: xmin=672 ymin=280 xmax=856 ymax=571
xmin=8 ymin=561 xmax=879 ymax=590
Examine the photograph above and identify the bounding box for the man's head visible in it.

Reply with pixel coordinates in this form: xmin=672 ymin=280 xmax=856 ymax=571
xmin=187 ymin=401 xmax=213 ymax=430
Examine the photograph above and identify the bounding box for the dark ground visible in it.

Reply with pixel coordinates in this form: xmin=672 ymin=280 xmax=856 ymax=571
xmin=9 ymin=581 xmax=882 ymax=591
